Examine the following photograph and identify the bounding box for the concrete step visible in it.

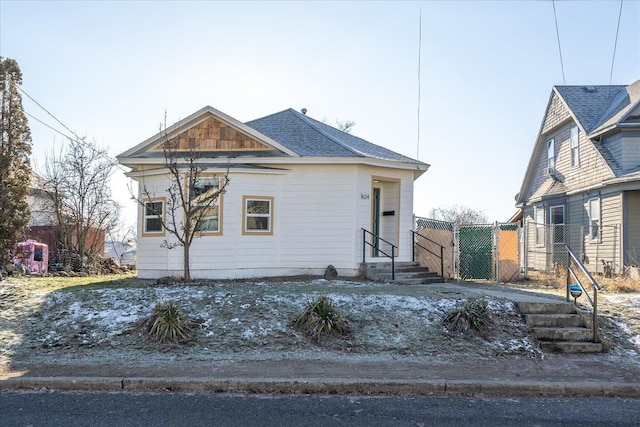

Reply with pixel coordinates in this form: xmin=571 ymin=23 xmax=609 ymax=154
xmin=533 ymin=327 xmax=594 ymax=342
xmin=394 ymin=277 xmax=448 ymax=285
xmin=524 ymin=313 xmax=585 ymax=328
xmin=540 ymin=341 xmax=603 ymax=353
xmin=518 ymin=301 xmax=577 ymax=315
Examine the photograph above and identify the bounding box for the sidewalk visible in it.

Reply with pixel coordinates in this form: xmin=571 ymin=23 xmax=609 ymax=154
xmin=1 ymin=282 xmax=639 ymax=397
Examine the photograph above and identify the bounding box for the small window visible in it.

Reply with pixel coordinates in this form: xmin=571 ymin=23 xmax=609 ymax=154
xmin=190 ymin=176 xmax=222 ymax=234
xmin=550 ymin=205 xmax=564 ymax=244
xmin=535 ymin=207 xmax=544 ymax=246
xmin=588 ymin=198 xmax=600 ymax=243
xmin=547 ymin=138 xmax=555 ymax=170
xmin=243 ymin=196 xmax=273 ymax=235
xmin=570 ymin=126 xmax=580 ymax=167
xmin=143 ymin=199 xmax=165 ymax=235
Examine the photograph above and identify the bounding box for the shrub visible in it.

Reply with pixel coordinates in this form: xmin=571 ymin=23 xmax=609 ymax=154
xmin=148 ymin=301 xmax=193 ymax=343
xmin=442 ymin=298 xmax=492 ymax=335
xmin=294 ymin=295 xmax=351 ymax=343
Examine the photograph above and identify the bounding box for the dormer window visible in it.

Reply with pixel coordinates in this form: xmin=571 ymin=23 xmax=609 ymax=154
xmin=570 ymin=126 xmax=580 ymax=167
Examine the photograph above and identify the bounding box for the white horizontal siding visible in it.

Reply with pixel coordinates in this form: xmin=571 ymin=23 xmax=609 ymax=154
xmin=134 ymin=163 xmax=418 ymax=279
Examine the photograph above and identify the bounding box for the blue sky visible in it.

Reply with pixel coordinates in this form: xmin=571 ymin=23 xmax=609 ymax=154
xmin=1 ymin=1 xmax=638 ymax=230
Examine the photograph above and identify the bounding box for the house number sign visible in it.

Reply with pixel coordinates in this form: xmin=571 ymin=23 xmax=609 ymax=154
xmin=360 ymin=193 xmax=370 ymax=200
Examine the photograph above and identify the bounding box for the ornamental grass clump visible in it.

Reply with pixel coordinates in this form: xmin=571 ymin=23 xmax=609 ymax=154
xmin=148 ymin=301 xmax=193 ymax=343
xmin=442 ymin=298 xmax=492 ymax=335
xmin=294 ymin=295 xmax=351 ymax=343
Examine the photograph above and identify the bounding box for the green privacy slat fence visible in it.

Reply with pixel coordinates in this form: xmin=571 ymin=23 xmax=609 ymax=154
xmin=415 ymin=217 xmax=521 ymax=282
xmin=458 ymin=225 xmax=493 ymax=280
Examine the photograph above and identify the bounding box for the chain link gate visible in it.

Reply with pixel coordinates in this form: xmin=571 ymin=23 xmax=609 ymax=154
xmin=415 ymin=217 xmax=521 ymax=282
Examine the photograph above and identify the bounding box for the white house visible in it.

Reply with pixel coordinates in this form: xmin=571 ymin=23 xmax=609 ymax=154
xmin=117 ymin=106 xmax=429 ymax=279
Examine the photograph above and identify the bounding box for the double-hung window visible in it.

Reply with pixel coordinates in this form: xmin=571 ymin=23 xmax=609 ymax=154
xmin=570 ymin=126 xmax=580 ymax=167
xmin=547 ymin=138 xmax=555 ymax=170
xmin=243 ymin=196 xmax=273 ymax=235
xmin=588 ymin=198 xmax=600 ymax=243
xmin=550 ymin=205 xmax=564 ymax=244
xmin=535 ymin=206 xmax=544 ymax=246
xmin=143 ymin=198 xmax=165 ymax=236
xmin=191 ymin=176 xmax=222 ymax=234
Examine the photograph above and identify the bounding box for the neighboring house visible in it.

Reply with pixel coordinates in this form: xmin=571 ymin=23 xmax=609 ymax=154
xmin=24 ymin=170 xmax=105 ymax=261
xmin=117 ymin=106 xmax=429 ymax=279
xmin=515 ymin=79 xmax=640 ymax=274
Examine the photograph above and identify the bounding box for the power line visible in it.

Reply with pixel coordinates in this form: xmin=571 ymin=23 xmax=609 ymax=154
xmin=24 ymin=110 xmax=76 ymax=141
xmin=552 ymin=0 xmax=566 ymax=84
xmin=609 ymin=0 xmax=624 ymax=85
xmin=16 ymin=84 xmax=83 ymax=143
xmin=17 ymin=85 xmax=130 ymax=174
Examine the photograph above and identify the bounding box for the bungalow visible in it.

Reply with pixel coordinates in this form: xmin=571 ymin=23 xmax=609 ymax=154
xmin=515 ymin=79 xmax=640 ymax=275
xmin=117 ymin=106 xmax=429 ymax=279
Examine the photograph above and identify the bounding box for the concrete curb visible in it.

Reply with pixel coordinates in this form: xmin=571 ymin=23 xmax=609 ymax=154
xmin=1 ymin=377 xmax=639 ymax=397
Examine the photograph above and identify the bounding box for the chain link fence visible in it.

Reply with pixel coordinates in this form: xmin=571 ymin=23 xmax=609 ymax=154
xmin=414 ymin=218 xmax=520 ymax=282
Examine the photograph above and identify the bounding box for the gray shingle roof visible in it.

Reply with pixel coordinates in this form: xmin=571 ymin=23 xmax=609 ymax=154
xmin=246 ymin=108 xmax=426 ymax=166
xmin=555 ymin=84 xmax=626 ymax=133
xmin=555 ymin=79 xmax=640 ymax=134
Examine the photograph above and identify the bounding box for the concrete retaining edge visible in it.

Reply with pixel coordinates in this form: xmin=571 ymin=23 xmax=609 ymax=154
xmin=1 ymin=377 xmax=639 ymax=397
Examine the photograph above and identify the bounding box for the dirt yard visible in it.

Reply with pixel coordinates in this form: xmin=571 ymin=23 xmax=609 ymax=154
xmin=1 ymin=274 xmax=638 ymax=374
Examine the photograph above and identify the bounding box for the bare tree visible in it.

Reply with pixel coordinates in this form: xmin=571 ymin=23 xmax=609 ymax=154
xmin=134 ymin=118 xmax=229 ymax=281
xmin=334 ymin=119 xmax=356 ymax=133
xmin=429 ymin=205 xmax=488 ymax=226
xmin=40 ymin=138 xmax=121 ymax=268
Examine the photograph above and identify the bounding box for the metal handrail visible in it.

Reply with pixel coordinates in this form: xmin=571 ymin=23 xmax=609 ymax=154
xmin=411 ymin=230 xmax=444 ymax=278
xmin=566 ymin=245 xmax=601 ymax=342
xmin=361 ymin=228 xmax=396 ymax=280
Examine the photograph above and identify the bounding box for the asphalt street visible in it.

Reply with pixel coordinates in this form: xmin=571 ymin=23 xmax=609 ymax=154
xmin=2 ymin=390 xmax=640 ymax=427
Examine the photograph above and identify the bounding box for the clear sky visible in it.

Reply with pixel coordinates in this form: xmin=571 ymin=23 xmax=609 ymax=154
xmin=1 ymin=0 xmax=638 ymax=232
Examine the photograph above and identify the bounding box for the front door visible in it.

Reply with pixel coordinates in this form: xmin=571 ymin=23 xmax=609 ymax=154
xmin=372 ymin=187 xmax=381 ymax=256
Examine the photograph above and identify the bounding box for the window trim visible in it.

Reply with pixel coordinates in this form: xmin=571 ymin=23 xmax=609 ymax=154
xmin=570 ymin=126 xmax=580 ymax=168
xmin=142 ymin=197 xmax=166 ymax=237
xmin=242 ymin=195 xmax=274 ymax=236
xmin=188 ymin=174 xmax=223 ymax=236
xmin=550 ymin=204 xmax=565 ymax=244
xmin=588 ymin=197 xmax=601 ymax=243
xmin=534 ymin=206 xmax=545 ymax=247
xmin=546 ymin=137 xmax=555 ymax=170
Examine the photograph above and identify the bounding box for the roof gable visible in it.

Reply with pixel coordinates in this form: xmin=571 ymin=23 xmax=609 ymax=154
xmin=118 ymin=106 xmax=298 ymax=160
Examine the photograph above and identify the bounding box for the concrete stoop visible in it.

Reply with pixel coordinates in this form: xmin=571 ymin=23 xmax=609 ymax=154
xmin=517 ymin=301 xmax=603 ymax=354
xmin=359 ymin=262 xmax=444 ymax=285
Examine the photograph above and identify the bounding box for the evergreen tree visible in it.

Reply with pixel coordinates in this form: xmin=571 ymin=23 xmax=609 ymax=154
xmin=0 ymin=57 xmax=32 ymax=261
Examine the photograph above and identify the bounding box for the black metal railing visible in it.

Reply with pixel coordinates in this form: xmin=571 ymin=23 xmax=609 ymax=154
xmin=566 ymin=245 xmax=601 ymax=343
xmin=411 ymin=230 xmax=444 ymax=278
xmin=361 ymin=228 xmax=396 ymax=280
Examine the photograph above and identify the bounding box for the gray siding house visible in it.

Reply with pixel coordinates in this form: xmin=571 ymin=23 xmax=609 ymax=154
xmin=516 ymin=79 xmax=640 ymax=275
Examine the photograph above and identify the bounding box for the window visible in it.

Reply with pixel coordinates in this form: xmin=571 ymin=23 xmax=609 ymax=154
xmin=143 ymin=198 xmax=165 ymax=235
xmin=535 ymin=206 xmax=544 ymax=246
xmin=570 ymin=126 xmax=580 ymax=167
xmin=190 ymin=176 xmax=222 ymax=234
xmin=550 ymin=205 xmax=564 ymax=244
xmin=588 ymin=198 xmax=600 ymax=242
xmin=243 ymin=196 xmax=273 ymax=235
xmin=547 ymin=138 xmax=555 ymax=170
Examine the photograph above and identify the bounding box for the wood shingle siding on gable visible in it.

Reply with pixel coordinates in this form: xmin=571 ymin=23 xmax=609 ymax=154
xmin=151 ymin=117 xmax=273 ymax=152
xmin=541 ymin=91 xmax=572 ymax=135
